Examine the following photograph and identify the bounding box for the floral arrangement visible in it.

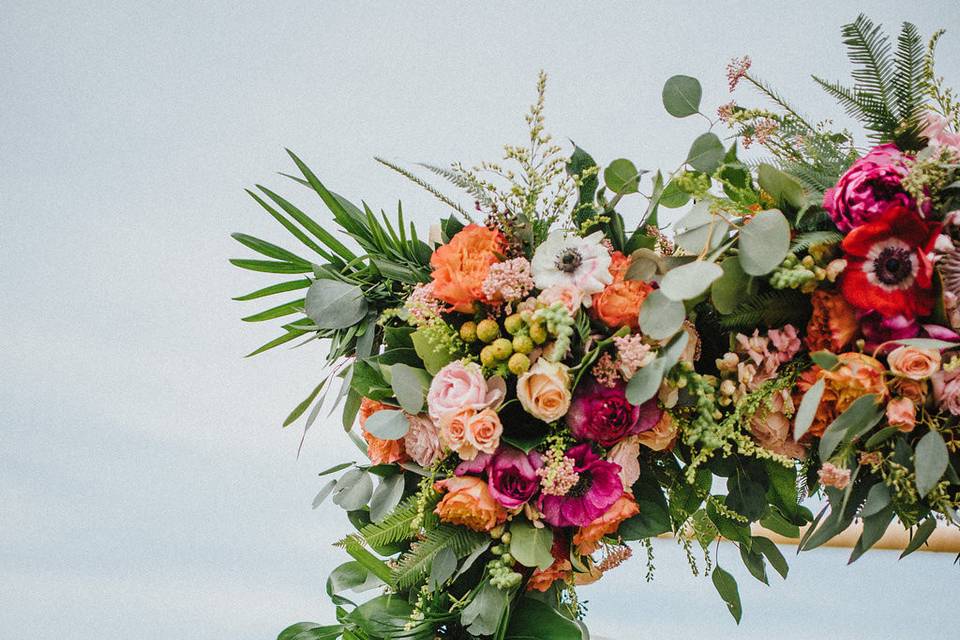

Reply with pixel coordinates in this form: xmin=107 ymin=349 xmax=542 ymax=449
xmin=233 ymin=15 xmax=960 ymax=639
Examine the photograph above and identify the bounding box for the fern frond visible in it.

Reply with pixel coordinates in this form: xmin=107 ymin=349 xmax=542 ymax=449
xmin=358 ymin=497 xmax=421 ymax=548
xmin=790 ymin=231 xmax=843 ymax=253
xmin=893 ymin=21 xmax=925 ymax=124
xmin=374 ymin=157 xmax=469 ymax=218
xmin=334 ymin=534 xmax=396 ymax=586
xmin=418 ymin=162 xmax=494 ymax=210
xmin=842 ymin=14 xmax=895 ymax=114
xmin=718 ymin=290 xmax=811 ymax=331
xmin=391 ymin=525 xmax=486 ymax=590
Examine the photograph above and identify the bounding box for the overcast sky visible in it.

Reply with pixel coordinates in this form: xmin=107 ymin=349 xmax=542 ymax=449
xmin=2 ymin=2 xmax=958 ymax=639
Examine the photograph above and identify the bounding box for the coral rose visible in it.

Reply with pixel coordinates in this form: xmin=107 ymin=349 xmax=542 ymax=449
xmin=887 ymin=345 xmax=941 ymax=380
xmin=430 ymin=224 xmax=506 ymax=313
xmin=886 ymin=397 xmax=916 ymax=432
xmin=516 ymin=359 xmax=572 ymax=422
xmin=358 ymin=398 xmax=408 ymax=465
xmin=439 ymin=407 xmax=502 ymax=461
xmin=433 ymin=475 xmax=507 ymax=532
xmin=797 ymin=353 xmax=888 ymax=438
xmin=572 ymin=493 xmax=640 ymax=555
xmin=805 ymin=289 xmax=859 ymax=352
xmin=591 ymin=251 xmax=653 ymax=331
xmin=636 ymin=411 xmax=678 ymax=451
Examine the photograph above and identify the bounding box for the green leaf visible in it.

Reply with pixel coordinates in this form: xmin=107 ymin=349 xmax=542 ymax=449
xmin=231 ymin=232 xmax=310 ymax=265
xmin=331 ymin=469 xmax=373 ymax=511
xmin=327 ymin=561 xmax=382 ymax=598
xmin=304 ymin=279 xmax=368 ymax=330
xmin=686 ymin=133 xmax=724 ymax=174
xmin=738 ymin=544 xmax=768 ymax=585
xmin=229 ymin=258 xmax=313 ymax=274
xmin=659 ymin=179 xmax=691 ymax=208
xmin=278 ymin=622 xmax=344 ymax=640
xmin=604 ymin=158 xmax=643 ymax=195
xmin=312 ymin=478 xmax=338 ymax=508
xmin=660 ymin=260 xmax=723 ymax=301
xmin=461 ymin=581 xmax=507 ymax=637
xmin=810 ymin=351 xmax=840 ymax=370
xmin=900 ymin=517 xmax=937 ymax=558
xmin=411 ymin=327 xmax=456 ymax=375
xmin=389 ymin=364 xmax=430 ymax=414
xmin=711 ymin=256 xmax=750 ymax=314
xmin=712 ymin=566 xmax=742 ymax=623
xmin=738 ymin=209 xmax=790 ymax=276
xmin=428 ymin=547 xmax=458 ymax=590
xmin=568 ymin=143 xmax=599 ymax=214
xmin=505 ymin=597 xmax=583 ymax=640
xmin=915 ymin=430 xmax=949 ymax=498
xmin=369 ymin=474 xmax=406 ymax=523
xmin=864 ymin=425 xmax=899 ymax=450
xmin=347 ymin=595 xmax=428 ymax=638
xmin=793 ymin=377 xmax=825 ymax=441
xmin=760 ymin=509 xmax=800 ymax=538
xmin=751 ymin=536 xmax=788 ymax=579
xmin=818 ymin=394 xmax=885 ymax=460
xmin=510 ymin=519 xmax=555 ymax=570
xmin=757 ymin=164 xmax=806 ymax=209
xmin=284 ymin=380 xmax=328 ymax=427
xmin=662 ymin=75 xmax=702 ymax=117
xmin=887 ymin=338 xmax=959 ymax=350
xmin=233 ymin=278 xmax=311 ymax=301
xmin=674 ymin=201 xmax=727 ymax=255
xmin=860 ymin=482 xmax=891 ymax=518
xmin=624 ymin=359 xmax=665 ymax=406
xmin=363 ymin=409 xmax=409 ymax=440
xmin=639 ymin=289 xmax=686 ymax=340
xmin=319 ymin=462 xmax=354 ymax=477
xmin=240 ymin=298 xmax=305 ymax=323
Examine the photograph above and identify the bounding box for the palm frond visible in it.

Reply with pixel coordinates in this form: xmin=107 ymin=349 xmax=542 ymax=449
xmin=391 ymin=525 xmax=487 ymax=590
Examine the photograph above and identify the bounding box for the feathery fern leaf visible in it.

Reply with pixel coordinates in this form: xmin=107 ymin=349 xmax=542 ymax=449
xmin=718 ymin=290 xmax=811 ymax=332
xmin=790 ymin=231 xmax=843 ymax=253
xmin=418 ymin=162 xmax=494 ymax=210
xmin=374 ymin=157 xmax=470 ymax=218
xmin=391 ymin=525 xmax=487 ymax=590
xmin=358 ymin=497 xmax=421 ymax=549
xmin=893 ymin=21 xmax=925 ymax=123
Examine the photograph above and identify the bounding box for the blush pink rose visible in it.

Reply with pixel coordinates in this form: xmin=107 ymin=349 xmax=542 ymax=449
xmin=887 ymin=345 xmax=941 ymax=380
xmin=427 ymin=361 xmax=505 ymax=422
xmin=932 ymin=368 xmax=960 ymax=416
xmin=607 ymin=437 xmax=641 ymax=490
xmin=886 ymin=397 xmax=917 ymax=432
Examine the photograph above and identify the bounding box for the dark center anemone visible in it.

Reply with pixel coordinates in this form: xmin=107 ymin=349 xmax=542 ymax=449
xmin=555 ymin=248 xmax=583 ymax=273
xmin=566 ymin=470 xmax=593 ymax=498
xmin=873 ymin=246 xmax=914 ymax=285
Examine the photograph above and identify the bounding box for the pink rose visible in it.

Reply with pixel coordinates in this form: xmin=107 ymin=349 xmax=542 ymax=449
xmin=403 ymin=412 xmax=444 ymax=467
xmin=886 ymin=397 xmax=916 ymax=432
xmin=538 ymin=283 xmax=584 ymax=315
xmin=427 ymin=361 xmax=505 ymax=422
xmin=823 ymin=143 xmax=914 ymax=232
xmin=887 ymin=345 xmax=941 ymax=380
xmin=607 ymin=437 xmax=641 ymax=490
xmin=932 ymin=368 xmax=960 ymax=416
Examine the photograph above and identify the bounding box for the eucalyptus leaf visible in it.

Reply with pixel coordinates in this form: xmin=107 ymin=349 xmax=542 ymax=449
xmin=738 ymin=209 xmax=790 ymax=276
xmin=712 ymin=566 xmax=742 ymax=623
xmin=312 ymin=478 xmax=338 ymax=508
xmin=711 ymin=256 xmax=750 ymax=314
xmin=687 ymin=133 xmax=724 ymax=174
xmin=809 ymin=351 xmax=840 ymax=370
xmin=624 ymin=359 xmax=666 ymax=406
xmin=860 ymin=483 xmax=891 ymax=518
xmin=319 ymin=462 xmax=354 ymax=477
xmin=389 ymin=364 xmax=430 ymax=414
xmin=363 ymin=409 xmax=409 ymax=440
xmin=915 ymin=430 xmax=949 ymax=498
xmin=900 ymin=517 xmax=937 ymax=558
xmin=639 ymin=290 xmax=686 ymax=340
xmin=331 ymin=469 xmax=373 ymax=511
xmin=305 ymin=279 xmax=368 ymax=330
xmin=604 ymin=158 xmax=643 ymax=195
xmin=659 ymin=179 xmax=691 ymax=208
xmin=888 ymin=338 xmax=960 ymax=351
xmin=429 ymin=546 xmax=458 ymax=590
xmin=793 ymin=377 xmax=825 ymax=441
xmin=510 ymin=519 xmax=555 ymax=570
xmin=369 ymin=474 xmax=406 ymax=523
xmin=757 ymin=163 xmax=805 ymax=209
xmin=818 ymin=394 xmax=884 ymax=460
xmin=660 ymin=261 xmax=723 ymax=301
xmin=461 ymin=581 xmax=507 ymax=637
xmin=662 ymin=75 xmax=702 ymax=117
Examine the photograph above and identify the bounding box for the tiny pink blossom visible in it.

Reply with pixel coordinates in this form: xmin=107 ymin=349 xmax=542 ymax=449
xmin=613 ymin=334 xmax=654 ymax=379
xmin=405 ymin=282 xmax=443 ymax=323
xmin=818 ymin=462 xmax=852 ymax=490
xmin=481 ymin=257 xmax=535 ymax=303
xmin=591 ymin=352 xmax=621 ymax=388
xmin=726 ymin=55 xmax=752 ymax=92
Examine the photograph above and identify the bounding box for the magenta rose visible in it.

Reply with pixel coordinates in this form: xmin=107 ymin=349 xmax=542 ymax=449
xmin=538 ymin=444 xmax=623 ymax=527
xmin=566 ymin=379 xmax=661 ymax=447
xmin=486 ymin=447 xmax=542 ymax=509
xmin=823 ymin=143 xmax=914 ymax=232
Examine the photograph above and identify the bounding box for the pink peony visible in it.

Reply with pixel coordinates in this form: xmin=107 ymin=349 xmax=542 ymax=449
xmin=566 ymin=380 xmax=661 ymax=447
xmin=486 ymin=447 xmax=543 ymax=509
xmin=427 ymin=361 xmax=505 ymax=423
xmin=538 ymin=444 xmax=624 ymax=527
xmin=823 ymin=143 xmax=914 ymax=232
xmin=403 ymin=412 xmax=444 ymax=467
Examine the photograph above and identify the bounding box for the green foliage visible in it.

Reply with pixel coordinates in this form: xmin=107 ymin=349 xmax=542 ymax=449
xmin=374 ymin=157 xmax=470 ymax=218
xmin=391 ymin=525 xmax=487 ymax=590
xmin=358 ymin=496 xmax=422 ymax=549
xmin=717 ymin=289 xmax=810 ymax=331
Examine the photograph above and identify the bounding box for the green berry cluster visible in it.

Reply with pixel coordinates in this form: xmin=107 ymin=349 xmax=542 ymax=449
xmin=459 ymin=312 xmax=549 ymax=375
xmin=533 ymin=303 xmax=574 ymax=362
xmin=488 ymin=527 xmax=522 ymax=589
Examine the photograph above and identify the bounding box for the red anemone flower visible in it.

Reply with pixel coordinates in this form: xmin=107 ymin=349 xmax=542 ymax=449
xmin=840 ymin=205 xmax=941 ymax=320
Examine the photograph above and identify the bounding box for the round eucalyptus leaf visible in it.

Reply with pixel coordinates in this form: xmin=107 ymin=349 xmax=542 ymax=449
xmin=625 ymin=359 xmax=665 ymax=406
xmin=369 ymin=474 xmax=406 ymax=523
xmin=659 ymin=179 xmax=691 ymax=208
xmin=639 ymin=290 xmax=686 ymax=340
xmin=662 ymin=75 xmax=702 ymax=118
xmin=738 ymin=209 xmax=790 ymax=275
xmin=389 ymin=363 xmax=430 ymax=414
xmin=331 ymin=468 xmax=373 ymax=511
xmin=660 ymin=261 xmax=724 ymax=301
xmin=604 ymin=158 xmax=643 ymax=195
xmin=305 ymin=279 xmax=368 ymax=329
xmin=710 ymin=256 xmax=750 ymax=314
xmin=686 ymin=132 xmax=724 ymax=174
xmin=363 ymin=409 xmax=409 ymax=440
xmin=509 ymin=520 xmax=555 ymax=570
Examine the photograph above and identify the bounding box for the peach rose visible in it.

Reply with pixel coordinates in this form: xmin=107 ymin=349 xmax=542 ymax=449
xmin=439 ymin=407 xmax=503 ymax=460
xmin=433 ymin=475 xmax=506 ymax=532
xmin=805 ymin=289 xmax=859 ymax=352
xmin=430 ymin=224 xmax=506 ymax=313
xmin=572 ymin=493 xmax=640 ymax=555
xmin=890 ymin=376 xmax=927 ymax=403
xmin=797 ymin=353 xmax=888 ymax=438
xmin=887 ymin=345 xmax=941 ymax=380
xmin=359 ymin=398 xmax=408 ymax=465
xmin=591 ymin=252 xmax=653 ymax=331
xmin=886 ymin=396 xmax=916 ymax=432
xmin=516 ymin=359 xmax=572 ymax=422
xmin=749 ymin=390 xmax=806 ymax=459
xmin=636 ymin=411 xmax=678 ymax=451
xmin=607 ymin=437 xmax=641 ymax=490
xmin=538 ymin=283 xmax=584 ymax=315
xmin=466 ymin=408 xmax=503 ymax=456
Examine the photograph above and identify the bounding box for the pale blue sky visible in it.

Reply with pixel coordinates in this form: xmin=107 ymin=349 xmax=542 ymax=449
xmin=2 ymin=2 xmax=958 ymax=639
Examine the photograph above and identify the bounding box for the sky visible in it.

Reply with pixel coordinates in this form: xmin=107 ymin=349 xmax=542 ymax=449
xmin=2 ymin=2 xmax=958 ymax=639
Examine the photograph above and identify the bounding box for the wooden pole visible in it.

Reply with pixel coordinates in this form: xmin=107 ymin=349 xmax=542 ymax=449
xmin=752 ymin=522 xmax=960 ymax=553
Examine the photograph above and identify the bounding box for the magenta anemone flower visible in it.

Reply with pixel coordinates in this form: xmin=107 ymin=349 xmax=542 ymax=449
xmin=538 ymin=444 xmax=623 ymax=527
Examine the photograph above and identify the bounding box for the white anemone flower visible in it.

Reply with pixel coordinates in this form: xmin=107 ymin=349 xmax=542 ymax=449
xmin=530 ymin=230 xmax=613 ymax=305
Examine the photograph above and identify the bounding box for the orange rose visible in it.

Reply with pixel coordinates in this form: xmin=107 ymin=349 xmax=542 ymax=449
xmin=797 ymin=353 xmax=888 ymax=438
xmin=572 ymin=493 xmax=639 ymax=555
xmin=527 ymin=535 xmax=573 ymax=592
xmin=805 ymin=289 xmax=859 ymax=352
xmin=433 ymin=475 xmax=507 ymax=532
xmin=591 ymin=252 xmax=653 ymax=331
xmin=636 ymin=411 xmax=678 ymax=451
xmin=886 ymin=397 xmax=917 ymax=432
xmin=359 ymin=398 xmax=408 ymax=465
xmin=430 ymin=224 xmax=506 ymax=313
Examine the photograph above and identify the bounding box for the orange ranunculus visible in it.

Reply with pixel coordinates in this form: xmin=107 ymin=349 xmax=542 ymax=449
xmin=805 ymin=289 xmax=859 ymax=352
xmin=796 ymin=353 xmax=888 ymax=438
xmin=433 ymin=475 xmax=507 ymax=532
xmin=591 ymin=252 xmax=653 ymax=331
xmin=359 ymin=397 xmax=408 ymax=465
xmin=430 ymin=224 xmax=506 ymax=313
xmin=572 ymin=493 xmax=640 ymax=555
xmin=527 ymin=535 xmax=573 ymax=592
